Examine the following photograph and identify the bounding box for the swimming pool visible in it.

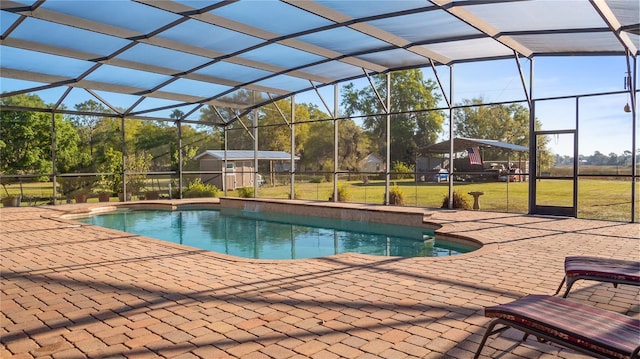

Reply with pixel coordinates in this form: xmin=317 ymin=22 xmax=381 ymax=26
xmin=76 ymin=208 xmax=475 ymax=260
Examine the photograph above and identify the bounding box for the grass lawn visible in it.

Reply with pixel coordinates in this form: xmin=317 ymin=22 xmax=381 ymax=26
xmin=256 ymin=178 xmax=637 ymax=221
xmin=2 ymin=178 xmax=637 ymax=221
xmin=253 ymin=179 xmax=529 ymax=211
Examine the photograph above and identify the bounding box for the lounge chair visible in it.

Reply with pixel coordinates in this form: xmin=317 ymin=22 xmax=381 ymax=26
xmin=474 ymin=294 xmax=640 ymax=359
xmin=554 ymin=256 xmax=640 ymax=298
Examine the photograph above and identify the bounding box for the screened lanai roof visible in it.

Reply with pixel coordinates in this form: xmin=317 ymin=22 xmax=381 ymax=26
xmin=1 ymin=0 xmax=638 ymax=122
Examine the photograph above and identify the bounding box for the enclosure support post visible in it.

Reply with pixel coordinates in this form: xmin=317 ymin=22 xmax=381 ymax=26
xmin=334 ymin=84 xmax=339 ymax=202
xmin=362 ymin=69 xmax=391 ymax=204
xmin=528 ymin=60 xmax=536 ymax=214
xmin=253 ymin=107 xmax=259 ymax=198
xmin=448 ymin=65 xmax=454 ymax=209
xmin=506 ymin=152 xmax=510 ymax=211
xmin=573 ymin=98 xmax=579 ymax=217
xmin=625 ymin=52 xmax=637 ymax=222
xmin=515 ymin=51 xmax=537 ymax=214
xmin=385 ymin=72 xmax=391 ymax=205
xmin=177 ymin=120 xmax=183 ymax=199
xmin=290 ymin=95 xmax=296 ymax=200
xmin=50 ymin=87 xmax=72 ymax=205
xmin=223 ymin=126 xmax=228 ymax=196
xmin=51 ymin=111 xmax=57 ymax=205
xmin=121 ymin=115 xmax=127 ymax=200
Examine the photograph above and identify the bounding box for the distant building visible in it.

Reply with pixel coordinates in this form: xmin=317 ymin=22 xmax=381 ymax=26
xmin=359 ymin=153 xmax=385 ymax=173
xmin=194 ymin=150 xmax=298 ymax=190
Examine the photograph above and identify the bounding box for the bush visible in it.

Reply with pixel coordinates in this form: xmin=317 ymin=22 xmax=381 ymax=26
xmin=321 ymin=160 xmax=334 ymax=182
xmin=441 ymin=191 xmax=472 ymax=210
xmin=329 ymin=183 xmax=350 ymax=202
xmin=391 ymin=161 xmax=415 ymax=180
xmin=388 ymin=184 xmax=405 ymax=206
xmin=183 ymin=179 xmax=219 ymax=198
xmin=236 ymin=187 xmax=255 ymax=198
xmin=288 ymin=190 xmax=300 ymax=199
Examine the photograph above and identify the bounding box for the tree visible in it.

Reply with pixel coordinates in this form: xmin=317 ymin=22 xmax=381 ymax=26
xmin=1 ymin=95 xmax=54 ymax=175
xmin=97 ymin=148 xmax=123 ymax=194
xmin=300 ymin=120 xmax=333 ymax=172
xmin=454 ymin=99 xmax=527 ymax=157
xmin=589 ymin=151 xmax=608 ymax=166
xmin=1 ymin=94 xmax=87 ymax=177
xmin=91 ymin=116 xmax=122 ymax=161
xmin=171 ymin=107 xmax=225 ymax=170
xmin=257 ymin=99 xmax=302 ymax=152
xmin=170 ymin=109 xmax=184 ymax=120
xmin=135 ymin=120 xmax=174 ymax=170
xmin=169 ymin=109 xmax=196 ymax=171
xmin=623 ymin=150 xmax=632 ymax=166
xmin=177 ymin=124 xmax=220 ymax=171
xmin=96 ymin=148 xmax=153 ymax=194
xmin=337 ymin=119 xmax=365 ymax=173
xmin=126 ymin=151 xmax=153 ymax=194
xmin=200 ymin=97 xmax=361 ymax=174
xmin=55 ymin=116 xmax=92 ymax=174
xmin=1 ymin=95 xmax=92 ymax=199
xmin=199 ymin=90 xmax=260 ymax=150
xmin=453 ymin=98 xmax=558 ymax=170
xmin=73 ymin=100 xmax=110 ymax=158
xmin=341 ymin=69 xmax=444 ymax=165
xmin=452 ymin=98 xmax=550 ymax=163
xmin=607 ymin=152 xmax=619 ymax=166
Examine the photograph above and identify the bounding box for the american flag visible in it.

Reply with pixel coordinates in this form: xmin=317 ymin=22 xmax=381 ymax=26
xmin=467 ymin=146 xmax=482 ymax=165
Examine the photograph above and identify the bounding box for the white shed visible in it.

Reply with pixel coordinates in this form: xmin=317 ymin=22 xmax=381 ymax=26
xmin=359 ymin=153 xmax=385 ymax=173
xmin=194 ymin=150 xmax=298 ymax=190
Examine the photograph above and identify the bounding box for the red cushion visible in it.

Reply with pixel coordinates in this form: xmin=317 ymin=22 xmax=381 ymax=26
xmin=485 ymin=295 xmax=640 ymax=359
xmin=565 ymin=256 xmax=640 ymax=282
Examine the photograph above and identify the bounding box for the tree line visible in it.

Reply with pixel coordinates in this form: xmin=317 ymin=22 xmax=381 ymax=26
xmin=1 ymin=69 xmax=541 ymax=186
xmin=555 ymin=151 xmax=636 ymax=166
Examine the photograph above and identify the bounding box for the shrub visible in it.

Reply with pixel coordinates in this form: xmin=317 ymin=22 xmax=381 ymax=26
xmin=329 ymin=183 xmax=350 ymax=202
xmin=183 ymin=179 xmax=219 ymax=198
xmin=441 ymin=191 xmax=472 ymax=210
xmin=309 ymin=176 xmax=324 ymax=184
xmin=236 ymin=187 xmax=255 ymax=198
xmin=288 ymin=190 xmax=300 ymax=199
xmin=391 ymin=161 xmax=415 ymax=180
xmin=321 ymin=160 xmax=334 ymax=182
xmin=388 ymin=184 xmax=405 ymax=206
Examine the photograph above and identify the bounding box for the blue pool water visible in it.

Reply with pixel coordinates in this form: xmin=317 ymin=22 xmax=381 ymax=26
xmin=76 ymin=208 xmax=475 ymax=260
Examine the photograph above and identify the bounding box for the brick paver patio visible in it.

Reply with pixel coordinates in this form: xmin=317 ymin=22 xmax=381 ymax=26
xmin=1 ymin=201 xmax=639 ymax=358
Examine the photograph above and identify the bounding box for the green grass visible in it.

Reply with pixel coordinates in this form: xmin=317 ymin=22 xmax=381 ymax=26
xmin=3 ymin=178 xmax=637 ymax=221
xmin=255 ymin=179 xmax=530 ymax=211
xmin=250 ymin=178 xmax=638 ymax=221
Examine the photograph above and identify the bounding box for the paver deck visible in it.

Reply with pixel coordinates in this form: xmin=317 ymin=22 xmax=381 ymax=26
xmin=1 ymin=200 xmax=639 ymax=359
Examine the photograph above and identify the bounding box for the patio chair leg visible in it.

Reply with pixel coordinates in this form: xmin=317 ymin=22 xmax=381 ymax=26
xmin=553 ymin=277 xmax=566 ymax=296
xmin=474 ymin=320 xmax=509 ymax=359
xmin=561 ymin=279 xmax=576 ymax=298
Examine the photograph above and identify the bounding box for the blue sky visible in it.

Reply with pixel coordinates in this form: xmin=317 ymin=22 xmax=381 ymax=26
xmin=454 ymin=56 xmax=634 ymax=157
xmin=2 ymin=55 xmax=636 ymax=157
xmin=302 ymin=55 xmax=636 ymax=157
